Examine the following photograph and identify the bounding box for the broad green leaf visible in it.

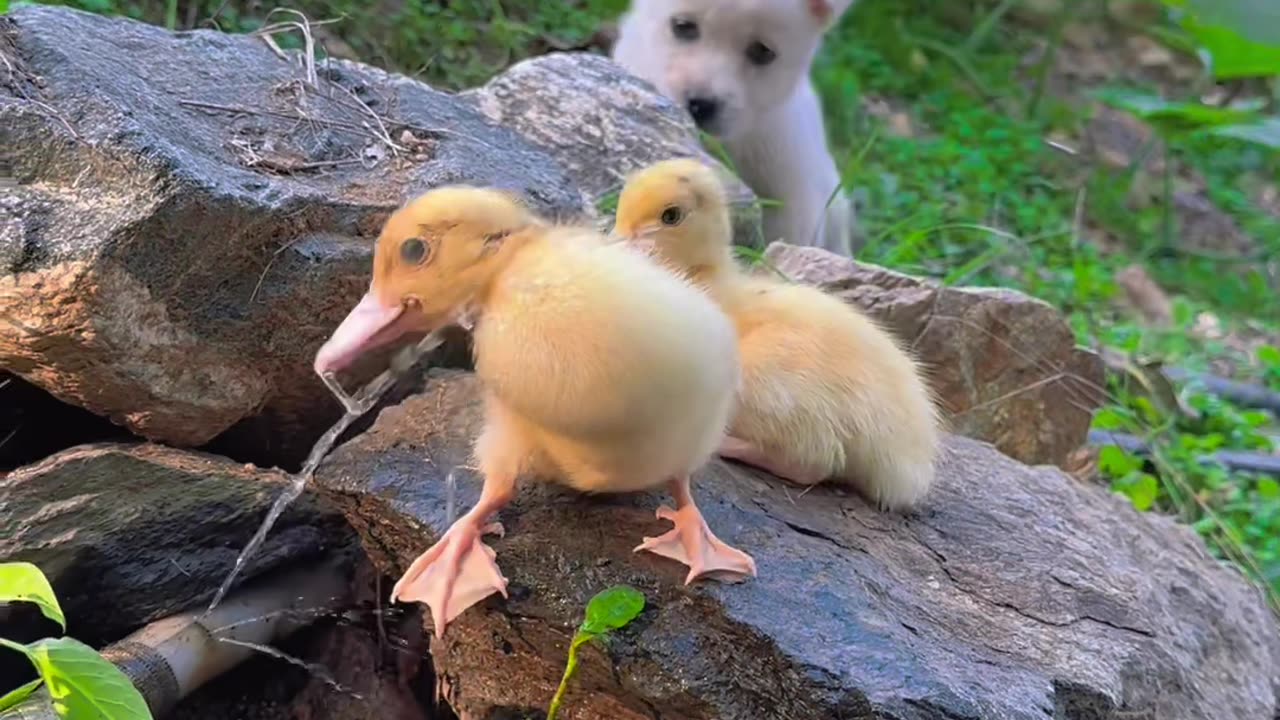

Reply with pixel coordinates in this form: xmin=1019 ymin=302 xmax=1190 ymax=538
xmin=1258 ymin=478 xmax=1280 ymax=501
xmin=22 ymin=637 xmax=153 ymax=720
xmin=1187 ymin=1 xmax=1280 ymax=49
xmin=0 ymin=562 xmax=66 ymax=631
xmin=1209 ymin=118 xmax=1280 ymax=150
xmin=1184 ymin=20 xmax=1280 ymax=79
xmin=1160 ymin=0 xmax=1280 ymax=77
xmin=580 ymin=585 xmax=645 ymax=636
xmin=1092 ymin=88 xmax=1260 ymax=135
xmin=0 ymin=678 xmax=42 ymax=711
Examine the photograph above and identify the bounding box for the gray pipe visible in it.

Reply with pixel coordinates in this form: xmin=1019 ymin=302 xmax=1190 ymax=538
xmin=1160 ymin=366 xmax=1280 ymax=417
xmin=2 ymin=560 xmax=348 ymax=719
xmin=1089 ymin=429 xmax=1280 ymax=477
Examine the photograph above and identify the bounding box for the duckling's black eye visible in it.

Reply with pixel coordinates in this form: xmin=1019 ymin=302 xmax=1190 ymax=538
xmin=745 ymin=41 xmax=776 ymax=66
xmin=400 ymin=237 xmax=428 ymax=265
xmin=660 ymin=206 xmax=684 ymax=226
xmin=671 ymin=17 xmax=699 ymax=41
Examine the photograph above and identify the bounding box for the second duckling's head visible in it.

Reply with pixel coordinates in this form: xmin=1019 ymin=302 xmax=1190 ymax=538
xmin=314 ymin=186 xmax=539 ymax=375
xmin=611 ymin=157 xmax=734 ymax=278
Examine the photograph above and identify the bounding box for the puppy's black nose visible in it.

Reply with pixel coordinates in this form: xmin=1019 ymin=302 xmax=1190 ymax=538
xmin=686 ymin=96 xmax=720 ymax=128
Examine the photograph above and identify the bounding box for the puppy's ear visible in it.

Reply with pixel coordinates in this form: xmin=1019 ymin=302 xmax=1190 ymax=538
xmin=806 ymin=0 xmax=856 ymax=27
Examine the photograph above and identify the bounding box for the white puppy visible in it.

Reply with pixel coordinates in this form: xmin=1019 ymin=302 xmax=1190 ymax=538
xmin=611 ymin=0 xmax=856 ymax=256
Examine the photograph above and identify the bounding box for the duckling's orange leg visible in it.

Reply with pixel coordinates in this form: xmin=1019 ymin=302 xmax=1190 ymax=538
xmin=389 ymin=475 xmax=515 ymax=638
xmin=634 ymin=475 xmax=757 ymax=584
xmin=717 ymin=435 xmax=825 ymax=486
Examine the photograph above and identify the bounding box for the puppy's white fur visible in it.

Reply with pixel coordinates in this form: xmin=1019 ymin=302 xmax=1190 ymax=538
xmin=612 ymin=0 xmax=856 ymax=256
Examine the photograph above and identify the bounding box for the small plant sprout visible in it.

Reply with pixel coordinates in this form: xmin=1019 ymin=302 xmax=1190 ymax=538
xmin=0 ymin=562 xmax=154 ymax=719
xmin=546 ymin=585 xmax=645 ymax=720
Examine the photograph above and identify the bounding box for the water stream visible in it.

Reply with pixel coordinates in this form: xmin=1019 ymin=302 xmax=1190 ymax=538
xmin=205 ymin=332 xmax=446 ymax=615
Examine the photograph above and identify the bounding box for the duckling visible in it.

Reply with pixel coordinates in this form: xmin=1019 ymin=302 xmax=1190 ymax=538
xmin=611 ymin=158 xmax=941 ymax=510
xmin=314 ymin=186 xmax=756 ymax=638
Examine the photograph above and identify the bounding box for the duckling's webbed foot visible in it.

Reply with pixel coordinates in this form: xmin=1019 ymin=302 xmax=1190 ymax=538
xmin=390 ymin=519 xmax=508 ymax=638
xmin=390 ymin=475 xmax=516 ymax=638
xmin=634 ymin=475 xmax=757 ymax=584
xmin=717 ymin=435 xmax=825 ymax=486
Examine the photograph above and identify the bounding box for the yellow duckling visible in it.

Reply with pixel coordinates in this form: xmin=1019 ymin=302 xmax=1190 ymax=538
xmin=315 ymin=186 xmax=756 ymax=637
xmin=612 ymin=158 xmax=941 ymax=510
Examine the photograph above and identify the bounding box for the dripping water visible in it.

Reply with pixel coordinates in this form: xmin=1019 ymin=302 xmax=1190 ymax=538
xmin=206 ymin=332 xmax=446 ymax=615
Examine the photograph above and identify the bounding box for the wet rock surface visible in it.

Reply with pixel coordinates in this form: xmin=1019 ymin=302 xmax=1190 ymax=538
xmin=0 ymin=442 xmax=352 ymax=645
xmin=0 ymin=6 xmax=747 ymax=467
xmin=765 ymin=242 xmax=1106 ymax=468
xmin=314 ymin=369 xmax=1279 ymax=720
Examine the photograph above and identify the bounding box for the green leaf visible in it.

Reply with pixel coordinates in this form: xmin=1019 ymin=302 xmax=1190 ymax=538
xmin=580 ymin=585 xmax=645 ymax=636
xmin=1183 ymin=0 xmax=1280 ymax=45
xmin=1116 ymin=473 xmax=1160 ymax=511
xmin=548 ymin=586 xmax=645 ymax=720
xmin=0 ymin=562 xmax=66 ymax=631
xmin=1159 ymin=0 xmax=1280 ymax=77
xmin=1209 ymin=118 xmax=1280 ymax=150
xmin=1092 ymin=88 xmax=1260 ymax=135
xmin=1098 ymin=446 xmax=1142 ymax=477
xmin=595 ymin=190 xmax=619 ymax=216
xmin=1258 ymin=478 xmax=1280 ymax=501
xmin=13 ymin=637 xmax=153 ymax=720
xmin=1184 ymin=20 xmax=1280 ymax=78
xmin=1091 ymin=406 xmax=1131 ymax=431
xmin=0 ymin=678 xmax=42 ymax=711
xmin=1258 ymin=345 xmax=1280 ymax=368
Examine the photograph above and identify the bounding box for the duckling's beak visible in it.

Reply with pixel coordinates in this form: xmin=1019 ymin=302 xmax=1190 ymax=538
xmin=612 ymin=225 xmax=658 ymax=257
xmin=314 ymin=291 xmax=422 ymax=376
xmin=629 ymin=238 xmax=656 ymax=258
xmin=605 ymin=228 xmax=625 ymax=245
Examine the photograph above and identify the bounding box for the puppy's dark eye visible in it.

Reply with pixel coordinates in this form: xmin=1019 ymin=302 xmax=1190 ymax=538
xmin=745 ymin=41 xmax=776 ymax=66
xmin=670 ymin=17 xmax=699 ymax=41
xmin=400 ymin=237 xmax=429 ymax=265
xmin=660 ymin=206 xmax=684 ymax=226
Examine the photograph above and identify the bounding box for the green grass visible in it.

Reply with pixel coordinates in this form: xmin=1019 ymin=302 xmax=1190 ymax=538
xmin=20 ymin=0 xmax=626 ymax=88
xmin=20 ymin=0 xmax=1280 ymax=608
xmin=814 ymin=0 xmax=1280 ymax=607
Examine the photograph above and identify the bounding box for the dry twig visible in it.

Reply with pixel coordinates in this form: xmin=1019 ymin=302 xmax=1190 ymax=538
xmin=249 ymin=9 xmax=343 ymax=88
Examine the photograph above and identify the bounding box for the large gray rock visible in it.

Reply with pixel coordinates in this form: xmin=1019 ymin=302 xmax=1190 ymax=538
xmin=765 ymin=242 xmax=1106 ymax=468
xmin=0 ymin=6 xmax=749 ymax=466
xmin=0 ymin=442 xmax=352 ymax=645
xmin=314 ymin=369 xmax=1280 ymax=720
xmin=461 ymin=51 xmax=763 ymax=247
